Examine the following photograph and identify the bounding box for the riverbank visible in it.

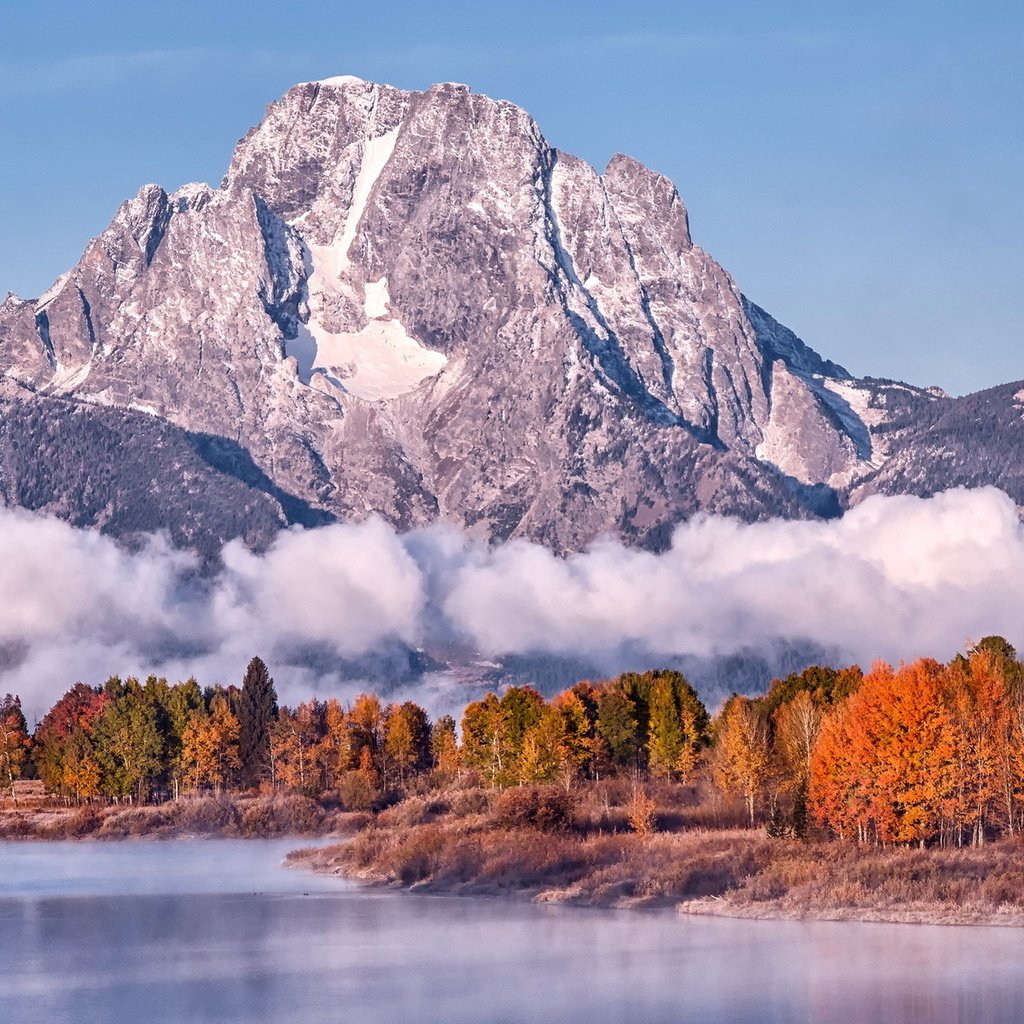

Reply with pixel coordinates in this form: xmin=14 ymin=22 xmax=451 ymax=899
xmin=8 ymin=785 xmax=1024 ymax=927
xmin=287 ymin=787 xmax=1024 ymax=927
xmin=0 ymin=793 xmax=367 ymax=840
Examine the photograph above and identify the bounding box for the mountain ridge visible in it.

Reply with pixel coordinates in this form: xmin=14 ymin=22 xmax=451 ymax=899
xmin=0 ymin=76 xmax=1016 ymax=555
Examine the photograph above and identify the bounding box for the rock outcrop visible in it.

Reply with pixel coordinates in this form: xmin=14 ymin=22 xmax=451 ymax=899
xmin=2 ymin=76 xmax=1000 ymax=555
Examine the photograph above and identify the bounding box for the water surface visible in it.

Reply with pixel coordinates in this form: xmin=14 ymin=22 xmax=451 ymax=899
xmin=1 ymin=839 xmax=1022 ymax=1023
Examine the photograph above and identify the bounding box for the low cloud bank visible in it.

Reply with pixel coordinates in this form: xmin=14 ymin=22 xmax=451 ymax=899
xmin=2 ymin=487 xmax=1022 ymax=718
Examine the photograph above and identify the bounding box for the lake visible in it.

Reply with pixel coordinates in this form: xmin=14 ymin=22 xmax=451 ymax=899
xmin=1 ymin=839 xmax=1022 ymax=1023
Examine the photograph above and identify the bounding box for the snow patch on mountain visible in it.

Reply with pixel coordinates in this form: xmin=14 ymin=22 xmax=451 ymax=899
xmin=333 ymin=124 xmax=400 ymax=276
xmin=313 ymin=75 xmax=369 ymax=88
xmin=35 ymin=273 xmax=71 ymax=311
xmin=288 ymin=249 xmax=447 ymax=401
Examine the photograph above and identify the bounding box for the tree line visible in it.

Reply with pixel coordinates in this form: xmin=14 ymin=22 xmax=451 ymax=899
xmin=3 ymin=638 xmax=1024 ymax=847
xmin=0 ymin=663 xmax=710 ymax=810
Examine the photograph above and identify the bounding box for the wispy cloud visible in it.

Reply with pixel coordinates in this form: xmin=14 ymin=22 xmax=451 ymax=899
xmin=0 ymin=47 xmax=289 ymax=98
xmin=0 ymin=29 xmax=848 ymax=101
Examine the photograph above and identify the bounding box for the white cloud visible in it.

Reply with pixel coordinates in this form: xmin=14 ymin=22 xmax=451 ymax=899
xmin=2 ymin=487 xmax=1022 ymax=720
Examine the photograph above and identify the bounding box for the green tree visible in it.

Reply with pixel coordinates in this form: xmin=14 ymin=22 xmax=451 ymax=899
xmin=157 ymin=677 xmax=204 ymax=798
xmin=498 ymin=687 xmax=544 ymax=765
xmin=93 ymin=679 xmax=164 ymax=802
xmin=970 ymin=636 xmax=1018 ymax=664
xmin=596 ymin=687 xmax=639 ymax=772
xmin=647 ymin=675 xmax=684 ymax=778
xmin=238 ymin=656 xmax=278 ymax=788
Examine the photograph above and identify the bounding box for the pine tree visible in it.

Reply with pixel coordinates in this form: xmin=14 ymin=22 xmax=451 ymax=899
xmin=238 ymin=656 xmax=278 ymax=788
xmin=596 ymin=688 xmax=639 ymax=772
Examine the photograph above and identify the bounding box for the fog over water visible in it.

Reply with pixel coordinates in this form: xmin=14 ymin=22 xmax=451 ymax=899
xmin=3 ymin=486 xmax=1023 ymax=716
xmin=1 ymin=840 xmax=1022 ymax=1024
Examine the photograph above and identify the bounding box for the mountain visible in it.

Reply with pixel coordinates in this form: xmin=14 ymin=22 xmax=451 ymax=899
xmin=0 ymin=76 xmax=1015 ymax=556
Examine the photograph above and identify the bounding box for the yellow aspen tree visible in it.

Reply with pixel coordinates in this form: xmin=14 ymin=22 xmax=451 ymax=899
xmin=711 ymin=696 xmax=771 ymax=827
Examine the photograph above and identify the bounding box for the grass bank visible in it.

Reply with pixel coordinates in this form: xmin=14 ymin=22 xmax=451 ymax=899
xmin=287 ymin=783 xmax=1024 ymax=926
xmin=0 ymin=793 xmax=368 ymax=841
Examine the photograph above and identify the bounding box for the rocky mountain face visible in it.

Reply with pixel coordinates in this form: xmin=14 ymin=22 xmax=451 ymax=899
xmin=0 ymin=76 xmax=1011 ymax=555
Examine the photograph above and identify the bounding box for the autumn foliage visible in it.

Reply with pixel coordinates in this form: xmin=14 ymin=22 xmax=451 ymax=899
xmin=810 ymin=643 xmax=1024 ymax=847
xmin=8 ymin=638 xmax=1024 ymax=856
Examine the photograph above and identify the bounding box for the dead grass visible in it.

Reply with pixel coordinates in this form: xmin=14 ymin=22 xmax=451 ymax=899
xmin=710 ymin=841 xmax=1024 ymax=923
xmin=290 ymin=784 xmax=1024 ymax=924
xmin=0 ymin=792 xmax=357 ymax=841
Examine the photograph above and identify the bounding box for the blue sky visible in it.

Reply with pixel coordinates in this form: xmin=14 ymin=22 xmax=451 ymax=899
xmin=1 ymin=1 xmax=1020 ymax=394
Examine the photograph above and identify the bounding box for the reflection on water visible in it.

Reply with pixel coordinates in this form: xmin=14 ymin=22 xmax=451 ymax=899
xmin=1 ymin=840 xmax=1022 ymax=1024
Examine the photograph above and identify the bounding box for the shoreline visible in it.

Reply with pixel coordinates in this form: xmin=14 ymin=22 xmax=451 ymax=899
xmin=0 ymin=794 xmax=365 ymax=842
xmin=287 ymin=827 xmax=1024 ymax=929
xmin=293 ymin=856 xmax=1024 ymax=929
xmin=676 ymin=896 xmax=1024 ymax=929
xmin=7 ymin=791 xmax=1024 ymax=930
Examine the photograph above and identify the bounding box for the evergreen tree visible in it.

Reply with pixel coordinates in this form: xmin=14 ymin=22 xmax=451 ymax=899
xmin=596 ymin=688 xmax=639 ymax=771
xmin=238 ymin=656 xmax=278 ymax=788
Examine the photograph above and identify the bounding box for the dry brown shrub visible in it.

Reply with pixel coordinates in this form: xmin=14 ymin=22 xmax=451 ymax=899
xmin=239 ymin=794 xmax=325 ymax=836
xmin=428 ymin=833 xmax=487 ymax=885
xmin=337 ymin=772 xmax=378 ymax=812
xmin=0 ymin=813 xmax=39 ymax=838
xmin=626 ymin=788 xmax=657 ymax=835
xmin=493 ymin=786 xmax=575 ymax=833
xmin=98 ymin=806 xmax=172 ymax=838
xmin=378 ymin=794 xmax=449 ymax=829
xmin=171 ymin=796 xmax=240 ymax=834
xmin=343 ymin=826 xmax=390 ymax=869
xmin=382 ymin=823 xmax=449 ymax=884
xmin=476 ymin=829 xmax=587 ymax=888
xmin=450 ymin=788 xmax=492 ymax=818
xmin=325 ymin=810 xmax=373 ymax=834
xmin=981 ymin=870 xmax=1024 ymax=907
xmin=61 ymin=807 xmax=103 ymax=837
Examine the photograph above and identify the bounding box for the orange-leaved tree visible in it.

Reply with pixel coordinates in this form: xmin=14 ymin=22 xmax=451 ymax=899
xmin=812 ymin=659 xmax=958 ymax=846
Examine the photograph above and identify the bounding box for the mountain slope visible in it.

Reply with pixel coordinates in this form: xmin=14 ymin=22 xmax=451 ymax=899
xmin=0 ymin=77 xmax=985 ymax=553
xmin=850 ymin=382 xmax=1024 ymax=506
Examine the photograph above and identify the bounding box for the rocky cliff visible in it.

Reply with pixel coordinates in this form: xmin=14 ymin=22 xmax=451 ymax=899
xmin=1 ymin=76 xmax=1003 ymax=555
